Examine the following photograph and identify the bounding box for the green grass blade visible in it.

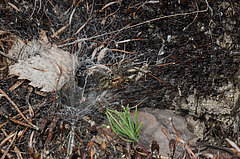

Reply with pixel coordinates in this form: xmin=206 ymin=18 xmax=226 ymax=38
xmin=135 ymin=122 xmax=143 ymax=137
xmin=135 ymin=106 xmax=138 ymax=129
xmin=105 ymin=105 xmax=142 ymax=143
xmin=107 ymin=110 xmax=131 ymax=137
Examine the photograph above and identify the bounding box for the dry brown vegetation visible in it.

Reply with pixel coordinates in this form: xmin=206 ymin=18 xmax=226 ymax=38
xmin=0 ymin=0 xmax=240 ymax=158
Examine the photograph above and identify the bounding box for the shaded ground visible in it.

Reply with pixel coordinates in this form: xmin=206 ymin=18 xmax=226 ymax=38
xmin=0 ymin=0 xmax=240 ymax=158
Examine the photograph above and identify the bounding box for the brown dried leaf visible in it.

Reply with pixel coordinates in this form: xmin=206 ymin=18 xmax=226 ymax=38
xmin=97 ymin=47 xmax=108 ymax=62
xmin=88 ymin=64 xmax=112 ymax=76
xmin=9 ymin=30 xmax=76 ymax=92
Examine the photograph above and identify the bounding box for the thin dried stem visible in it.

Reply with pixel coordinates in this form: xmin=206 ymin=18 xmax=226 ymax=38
xmin=1 ymin=132 xmax=17 ymax=159
xmin=63 ymin=0 xmax=211 ymax=46
xmin=0 ymin=89 xmax=39 ymax=130
xmin=1 ymin=129 xmax=23 ymax=159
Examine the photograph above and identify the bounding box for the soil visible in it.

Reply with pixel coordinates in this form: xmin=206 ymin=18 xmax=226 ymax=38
xmin=0 ymin=0 xmax=240 ymax=158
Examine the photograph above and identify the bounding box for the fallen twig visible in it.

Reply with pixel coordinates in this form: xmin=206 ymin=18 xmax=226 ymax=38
xmin=1 ymin=129 xmax=23 ymax=159
xmin=0 ymin=89 xmax=39 ymax=130
xmin=9 ymin=117 xmax=33 ymax=128
xmin=0 ymin=132 xmax=16 ymax=148
xmin=51 ymin=24 xmax=70 ymax=39
xmin=9 ymin=79 xmax=25 ymax=91
xmin=62 ymin=0 xmax=211 ymax=47
xmin=0 ymin=122 xmax=8 ymax=129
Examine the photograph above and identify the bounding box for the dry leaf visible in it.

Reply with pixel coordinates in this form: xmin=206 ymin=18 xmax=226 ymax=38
xmin=9 ymin=30 xmax=76 ymax=92
xmin=88 ymin=64 xmax=112 ymax=76
xmin=7 ymin=36 xmax=31 ymax=61
xmin=91 ymin=45 xmax=103 ymax=60
xmin=135 ymin=63 xmax=149 ymax=81
xmin=97 ymin=48 xmax=108 ymax=62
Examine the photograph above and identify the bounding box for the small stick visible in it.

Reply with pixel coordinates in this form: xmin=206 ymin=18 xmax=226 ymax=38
xmin=9 ymin=117 xmax=33 ymax=128
xmin=0 ymin=89 xmax=39 ymax=130
xmin=7 ymin=2 xmax=20 ymax=11
xmin=170 ymin=119 xmax=197 ymax=159
xmin=46 ymin=0 xmax=58 ymax=11
xmin=170 ymin=118 xmax=180 ymax=138
xmin=109 ymin=48 xmax=139 ymax=55
xmin=176 ymin=137 xmax=197 ymax=159
xmin=12 ymin=109 xmax=31 ymax=119
xmin=1 ymin=129 xmax=23 ymax=159
xmin=157 ymin=62 xmax=177 ymax=67
xmin=170 ymin=56 xmax=192 ymax=69
xmin=69 ymin=7 xmax=76 ymax=25
xmin=63 ymin=0 xmax=211 ymax=47
xmin=18 ymin=127 xmax=29 ymax=143
xmin=26 ymin=87 xmax=34 ymax=118
xmin=0 ymin=149 xmax=13 ymax=159
xmin=29 ymin=131 xmax=35 ymax=158
xmin=87 ymin=141 xmax=94 ymax=159
xmin=183 ymin=2 xmax=199 ymax=31
xmin=146 ymin=72 xmax=168 ymax=86
xmin=161 ymin=127 xmax=170 ymax=141
xmin=115 ymin=38 xmax=146 ymax=44
xmin=74 ymin=15 xmax=94 ymax=35
xmin=9 ymin=79 xmax=25 ymax=91
xmin=99 ymin=32 xmax=120 ymax=48
xmin=0 ymin=132 xmax=15 ymax=148
xmin=72 ymin=130 xmax=84 ymax=146
xmin=51 ymin=24 xmax=70 ymax=39
xmin=52 ymin=64 xmax=62 ymax=108
xmin=0 ymin=122 xmax=8 ymax=129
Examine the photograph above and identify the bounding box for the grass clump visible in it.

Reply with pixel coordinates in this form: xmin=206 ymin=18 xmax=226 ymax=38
xmin=105 ymin=105 xmax=143 ymax=143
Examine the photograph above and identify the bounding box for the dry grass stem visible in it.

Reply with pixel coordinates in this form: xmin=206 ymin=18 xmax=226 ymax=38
xmin=1 ymin=129 xmax=23 ymax=159
xmin=0 ymin=89 xmax=39 ymax=130
xmin=63 ymin=0 xmax=211 ymax=46
xmin=9 ymin=79 xmax=25 ymax=91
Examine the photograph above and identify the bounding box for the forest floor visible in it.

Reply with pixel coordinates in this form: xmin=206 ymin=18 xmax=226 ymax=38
xmin=0 ymin=0 xmax=240 ymax=158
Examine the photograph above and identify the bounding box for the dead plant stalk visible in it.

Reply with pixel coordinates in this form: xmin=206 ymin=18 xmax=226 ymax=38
xmin=61 ymin=0 xmax=212 ymax=47
xmin=0 ymin=89 xmax=39 ymax=130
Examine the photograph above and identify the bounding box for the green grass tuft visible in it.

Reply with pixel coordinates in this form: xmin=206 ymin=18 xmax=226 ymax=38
xmin=105 ymin=105 xmax=143 ymax=143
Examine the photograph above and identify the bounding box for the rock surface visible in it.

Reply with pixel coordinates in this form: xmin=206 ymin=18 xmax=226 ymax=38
xmin=134 ymin=108 xmax=196 ymax=157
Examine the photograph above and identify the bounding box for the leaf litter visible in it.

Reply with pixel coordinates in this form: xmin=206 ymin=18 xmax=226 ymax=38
xmin=8 ymin=30 xmax=76 ymax=92
xmin=1 ymin=0 xmax=240 ymax=158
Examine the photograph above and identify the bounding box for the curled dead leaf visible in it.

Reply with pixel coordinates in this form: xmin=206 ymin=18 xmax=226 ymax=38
xmin=9 ymin=30 xmax=76 ymax=92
